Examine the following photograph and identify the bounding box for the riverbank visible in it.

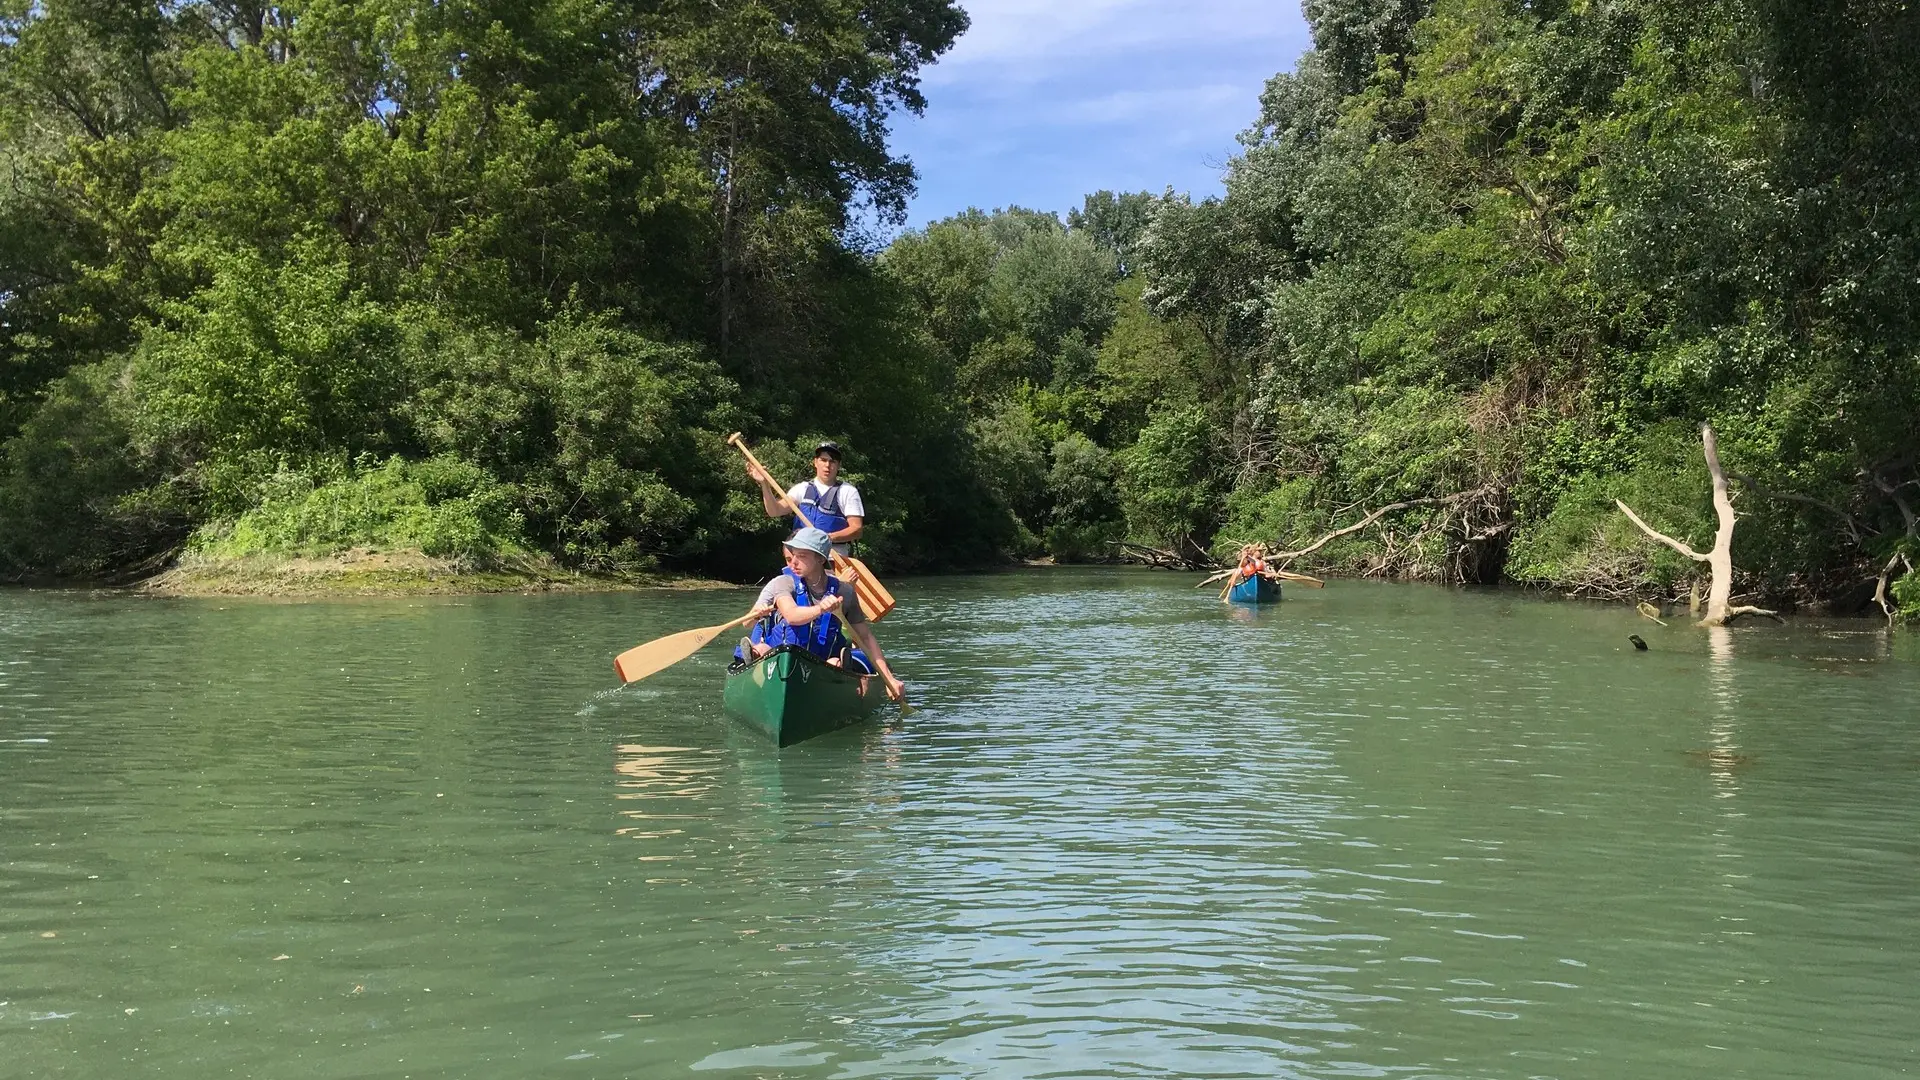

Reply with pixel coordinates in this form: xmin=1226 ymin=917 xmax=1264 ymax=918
xmin=136 ymin=549 xmax=731 ymax=598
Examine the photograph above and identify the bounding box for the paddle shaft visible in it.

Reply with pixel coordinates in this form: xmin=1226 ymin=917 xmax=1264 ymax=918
xmin=730 ymin=434 xmax=828 ymax=539
xmin=728 ymin=432 xmax=897 ymax=621
xmin=613 ymin=609 xmax=760 ymax=684
xmin=729 ymin=433 xmax=859 ymax=571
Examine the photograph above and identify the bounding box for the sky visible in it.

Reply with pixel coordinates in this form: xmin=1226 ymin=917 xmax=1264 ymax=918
xmin=886 ymin=0 xmax=1315 ymax=231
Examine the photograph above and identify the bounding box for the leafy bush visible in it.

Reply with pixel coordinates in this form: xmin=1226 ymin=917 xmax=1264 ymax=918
xmin=1213 ymin=477 xmax=1327 ymax=563
xmin=1044 ymin=434 xmax=1124 ymax=561
xmin=403 ymin=308 xmax=741 ymax=569
xmin=129 ymin=240 xmax=410 ymax=515
xmin=969 ymin=401 xmax=1049 ymax=551
xmin=190 ymin=455 xmax=527 ymax=562
xmin=0 ymin=364 xmax=181 ymax=578
xmin=1506 ymin=422 xmax=1715 ymax=594
xmin=1118 ymin=404 xmax=1220 ymax=551
xmin=1892 ymin=568 xmax=1920 ymax=623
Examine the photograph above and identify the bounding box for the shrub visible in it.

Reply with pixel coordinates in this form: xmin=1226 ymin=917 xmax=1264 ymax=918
xmin=0 ymin=364 xmax=181 ymax=578
xmin=1044 ymin=434 xmax=1124 ymax=561
xmin=1506 ymin=422 xmax=1715 ymax=594
xmin=190 ymin=455 xmax=528 ymax=562
xmin=1117 ymin=404 xmax=1219 ymax=551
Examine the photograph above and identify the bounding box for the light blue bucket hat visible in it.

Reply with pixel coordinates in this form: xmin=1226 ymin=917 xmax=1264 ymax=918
xmin=782 ymin=527 xmax=833 ymax=558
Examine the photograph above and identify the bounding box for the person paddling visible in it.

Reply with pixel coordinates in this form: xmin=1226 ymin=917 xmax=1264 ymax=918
xmin=745 ymin=441 xmax=865 ymax=557
xmin=737 ymin=528 xmax=905 ymax=702
xmin=1235 ymin=543 xmax=1274 ymax=585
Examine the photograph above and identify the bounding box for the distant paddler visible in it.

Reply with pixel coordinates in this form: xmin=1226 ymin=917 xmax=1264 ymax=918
xmin=734 ymin=527 xmax=906 ymax=702
xmin=1196 ymin=545 xmax=1326 ymax=592
xmin=1236 ymin=544 xmax=1272 ymax=584
xmin=745 ymin=440 xmax=865 ymax=558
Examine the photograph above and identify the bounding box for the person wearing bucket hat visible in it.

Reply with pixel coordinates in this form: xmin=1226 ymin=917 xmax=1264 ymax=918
xmin=735 ymin=526 xmax=905 ymax=702
xmin=744 ymin=440 xmax=865 ymax=557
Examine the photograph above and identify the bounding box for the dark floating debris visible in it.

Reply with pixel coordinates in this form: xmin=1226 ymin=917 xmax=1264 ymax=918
xmin=1628 ymin=634 xmax=1648 ymax=651
xmin=1685 ymin=747 xmax=1757 ymax=770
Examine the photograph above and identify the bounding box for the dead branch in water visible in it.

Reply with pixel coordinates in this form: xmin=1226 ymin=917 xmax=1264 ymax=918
xmin=1873 ymin=552 xmax=1914 ymax=625
xmin=1616 ymin=423 xmax=1779 ymax=626
xmin=1110 ymin=541 xmax=1213 ymax=571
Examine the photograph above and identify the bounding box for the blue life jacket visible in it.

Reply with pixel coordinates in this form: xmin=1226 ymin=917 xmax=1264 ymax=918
xmin=748 ymin=568 xmax=847 ymax=660
xmin=794 ymin=480 xmax=850 ymax=538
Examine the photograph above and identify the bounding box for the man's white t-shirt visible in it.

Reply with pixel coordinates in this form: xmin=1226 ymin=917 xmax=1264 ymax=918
xmin=785 ymin=480 xmax=864 ymax=554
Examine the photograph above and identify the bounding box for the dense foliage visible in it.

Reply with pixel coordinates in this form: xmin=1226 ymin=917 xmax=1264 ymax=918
xmin=0 ymin=0 xmax=979 ymax=580
xmin=879 ymin=0 xmax=1920 ymax=617
xmin=4 ymin=0 xmax=1917 ymax=617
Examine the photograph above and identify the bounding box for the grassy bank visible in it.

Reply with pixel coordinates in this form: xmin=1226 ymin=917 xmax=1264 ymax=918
xmin=139 ymin=549 xmax=730 ymax=598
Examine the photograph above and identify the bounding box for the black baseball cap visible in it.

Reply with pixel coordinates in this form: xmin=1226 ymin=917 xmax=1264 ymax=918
xmin=813 ymin=441 xmax=843 ymax=459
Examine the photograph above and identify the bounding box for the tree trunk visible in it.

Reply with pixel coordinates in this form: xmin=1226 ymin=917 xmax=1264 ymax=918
xmin=1700 ymin=423 xmax=1738 ymax=624
xmin=1616 ymin=423 xmax=1777 ymax=627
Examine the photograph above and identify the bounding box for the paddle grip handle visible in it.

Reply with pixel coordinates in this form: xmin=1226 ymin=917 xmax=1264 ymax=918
xmin=729 ymin=432 xmax=819 ymax=533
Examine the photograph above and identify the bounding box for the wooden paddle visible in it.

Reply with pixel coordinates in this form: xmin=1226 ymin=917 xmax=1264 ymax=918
xmin=728 ymin=433 xmax=897 ymax=621
xmin=1201 ymin=566 xmax=1326 ymax=590
xmin=614 ymin=611 xmax=759 ymax=684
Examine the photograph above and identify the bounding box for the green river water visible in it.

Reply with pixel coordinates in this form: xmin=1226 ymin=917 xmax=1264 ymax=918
xmin=3 ymin=568 xmax=1918 ymax=1079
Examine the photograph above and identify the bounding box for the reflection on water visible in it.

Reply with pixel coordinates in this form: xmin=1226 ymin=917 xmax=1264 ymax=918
xmin=2 ymin=574 xmax=1919 ymax=1079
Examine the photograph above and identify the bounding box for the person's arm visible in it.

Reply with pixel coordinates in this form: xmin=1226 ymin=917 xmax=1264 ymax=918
xmin=744 ymin=461 xmax=789 ymax=520
xmin=846 ymin=620 xmax=905 ymax=702
xmin=773 ymin=589 xmax=841 ymax=626
xmin=832 ymin=516 xmax=863 ymax=545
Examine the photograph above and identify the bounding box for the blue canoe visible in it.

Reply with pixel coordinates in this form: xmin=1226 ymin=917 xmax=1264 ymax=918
xmin=1227 ymin=575 xmax=1283 ymax=605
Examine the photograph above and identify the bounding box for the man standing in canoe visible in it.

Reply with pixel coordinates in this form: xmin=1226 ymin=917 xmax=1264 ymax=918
xmin=738 ymin=527 xmax=905 ymax=702
xmin=745 ymin=440 xmax=865 ymax=557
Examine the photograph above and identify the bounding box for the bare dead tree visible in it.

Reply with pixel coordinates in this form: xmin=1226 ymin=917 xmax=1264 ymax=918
xmin=1616 ymin=423 xmax=1778 ymax=626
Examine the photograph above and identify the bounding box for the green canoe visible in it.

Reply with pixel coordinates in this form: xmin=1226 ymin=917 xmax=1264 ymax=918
xmin=722 ymin=646 xmax=885 ymax=746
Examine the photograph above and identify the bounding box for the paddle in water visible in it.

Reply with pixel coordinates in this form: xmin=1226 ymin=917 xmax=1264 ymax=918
xmin=614 ymin=611 xmax=760 ymax=684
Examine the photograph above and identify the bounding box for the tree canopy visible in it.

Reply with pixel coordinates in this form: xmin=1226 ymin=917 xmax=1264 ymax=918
xmin=3 ymin=0 xmax=1916 ymax=618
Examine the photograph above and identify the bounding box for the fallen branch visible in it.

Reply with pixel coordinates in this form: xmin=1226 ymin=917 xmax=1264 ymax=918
xmin=1197 ymin=566 xmax=1326 ymax=588
xmin=1269 ymin=495 xmax=1458 ymax=562
xmin=1110 ymin=541 xmax=1212 ymax=571
xmin=1729 ymin=471 xmax=1867 ymax=546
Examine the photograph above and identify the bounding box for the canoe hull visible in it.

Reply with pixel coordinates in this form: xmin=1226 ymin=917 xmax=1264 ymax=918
xmin=722 ymin=646 xmax=884 ymax=746
xmin=1227 ymin=575 xmax=1283 ymax=605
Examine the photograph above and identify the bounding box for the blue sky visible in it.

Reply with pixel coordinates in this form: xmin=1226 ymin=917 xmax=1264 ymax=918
xmin=887 ymin=0 xmax=1315 ymax=231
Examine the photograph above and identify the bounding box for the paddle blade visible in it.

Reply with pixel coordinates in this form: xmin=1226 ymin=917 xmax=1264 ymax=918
xmin=835 ymin=555 xmax=897 ymax=621
xmin=614 ymin=622 xmax=730 ymax=683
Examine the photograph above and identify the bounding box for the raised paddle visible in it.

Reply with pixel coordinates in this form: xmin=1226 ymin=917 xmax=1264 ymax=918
xmin=1197 ymin=567 xmax=1327 ymax=588
xmin=728 ymin=432 xmax=897 ymax=621
xmin=614 ymin=611 xmax=759 ymax=684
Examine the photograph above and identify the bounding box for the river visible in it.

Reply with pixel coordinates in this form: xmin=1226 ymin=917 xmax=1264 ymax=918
xmin=3 ymin=569 xmax=1917 ymax=1078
